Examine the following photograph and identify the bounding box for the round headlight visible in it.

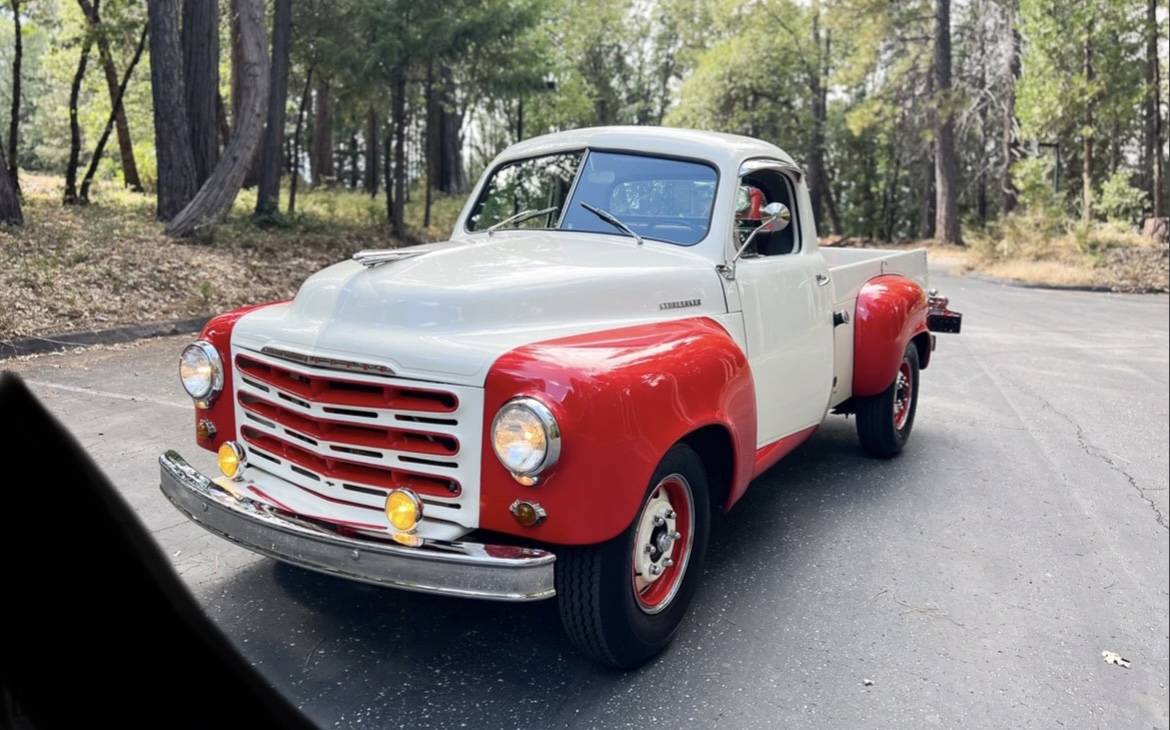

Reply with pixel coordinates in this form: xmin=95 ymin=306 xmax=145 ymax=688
xmin=491 ymin=397 xmax=561 ymax=482
xmin=179 ymin=341 xmax=223 ymax=404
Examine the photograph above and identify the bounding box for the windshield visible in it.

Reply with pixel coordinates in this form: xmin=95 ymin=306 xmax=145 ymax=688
xmin=466 ymin=150 xmax=718 ymax=246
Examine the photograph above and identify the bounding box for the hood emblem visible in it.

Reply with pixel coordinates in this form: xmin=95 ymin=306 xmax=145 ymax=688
xmin=352 ymin=249 xmax=428 ymax=268
xmin=659 ymin=298 xmax=701 ymax=311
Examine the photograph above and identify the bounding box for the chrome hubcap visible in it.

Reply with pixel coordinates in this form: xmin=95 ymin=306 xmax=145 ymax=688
xmin=632 ymin=474 xmax=694 ymax=614
xmin=893 ymin=361 xmax=913 ymax=430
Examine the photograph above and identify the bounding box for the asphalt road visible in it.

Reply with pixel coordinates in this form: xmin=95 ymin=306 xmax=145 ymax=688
xmin=5 ymin=268 xmax=1168 ymax=729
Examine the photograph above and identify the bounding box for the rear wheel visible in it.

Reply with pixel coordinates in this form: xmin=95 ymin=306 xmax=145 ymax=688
xmin=856 ymin=342 xmax=920 ymax=458
xmin=555 ymin=444 xmax=710 ymax=668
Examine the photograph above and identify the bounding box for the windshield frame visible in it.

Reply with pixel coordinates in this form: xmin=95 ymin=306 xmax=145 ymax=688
xmin=463 ymin=147 xmax=721 ymax=247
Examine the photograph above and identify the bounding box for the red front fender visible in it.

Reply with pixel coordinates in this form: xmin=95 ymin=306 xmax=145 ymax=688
xmin=480 ymin=317 xmax=756 ymax=546
xmin=192 ymin=302 xmax=286 ymax=452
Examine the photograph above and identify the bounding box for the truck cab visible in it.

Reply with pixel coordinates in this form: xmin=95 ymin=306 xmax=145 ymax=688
xmin=161 ymin=126 xmax=961 ymax=668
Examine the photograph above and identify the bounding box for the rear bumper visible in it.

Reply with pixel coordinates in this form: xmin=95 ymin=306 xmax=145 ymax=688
xmin=158 ymin=451 xmax=556 ymax=601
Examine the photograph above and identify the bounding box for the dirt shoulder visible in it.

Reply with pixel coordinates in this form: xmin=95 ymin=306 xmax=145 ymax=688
xmin=0 ymin=175 xmax=459 ymax=341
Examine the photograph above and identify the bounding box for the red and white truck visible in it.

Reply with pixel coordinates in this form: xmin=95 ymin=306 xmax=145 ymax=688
xmin=161 ymin=126 xmax=961 ymax=667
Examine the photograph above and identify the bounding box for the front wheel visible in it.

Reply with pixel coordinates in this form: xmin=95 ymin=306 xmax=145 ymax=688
xmin=555 ymin=444 xmax=710 ymax=668
xmin=856 ymin=342 xmax=920 ymax=458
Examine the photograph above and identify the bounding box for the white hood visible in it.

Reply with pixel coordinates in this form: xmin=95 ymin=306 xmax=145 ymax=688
xmin=232 ymin=231 xmax=729 ymax=386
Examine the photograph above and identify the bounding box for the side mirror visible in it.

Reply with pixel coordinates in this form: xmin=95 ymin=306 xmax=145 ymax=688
xmin=728 ymin=202 xmax=790 ymax=266
xmin=718 ymin=202 xmax=792 ymax=281
xmin=755 ymin=201 xmax=791 ymax=234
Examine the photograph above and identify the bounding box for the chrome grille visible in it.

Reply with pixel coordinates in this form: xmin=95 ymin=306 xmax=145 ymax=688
xmin=231 ymin=346 xmax=483 ymax=539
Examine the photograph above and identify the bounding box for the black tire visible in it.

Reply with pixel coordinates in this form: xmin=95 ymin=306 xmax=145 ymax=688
xmin=856 ymin=342 xmax=920 ymax=458
xmin=555 ymin=443 xmax=711 ymax=669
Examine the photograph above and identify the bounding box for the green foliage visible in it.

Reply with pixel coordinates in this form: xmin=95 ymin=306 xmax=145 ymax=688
xmin=1095 ymin=170 xmax=1148 ymax=225
xmin=1 ymin=0 xmax=1164 ymax=245
xmin=1012 ymin=156 xmax=1061 ymax=216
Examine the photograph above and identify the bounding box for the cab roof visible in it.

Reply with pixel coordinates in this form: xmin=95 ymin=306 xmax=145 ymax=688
xmin=496 ymin=126 xmax=801 ymax=176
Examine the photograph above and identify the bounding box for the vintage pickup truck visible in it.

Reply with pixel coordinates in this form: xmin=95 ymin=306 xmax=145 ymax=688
xmin=160 ymin=126 xmax=961 ymax=668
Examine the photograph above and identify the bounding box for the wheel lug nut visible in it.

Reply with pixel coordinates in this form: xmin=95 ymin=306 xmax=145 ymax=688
xmin=644 ymin=545 xmax=653 ymax=554
xmin=671 ymin=530 xmax=681 ymax=540
xmin=649 ymin=564 xmax=661 ymax=575
xmin=662 ymin=558 xmax=674 ymax=568
xmin=665 ymin=510 xmax=676 ymax=519
xmin=652 ymin=516 xmax=665 ymax=526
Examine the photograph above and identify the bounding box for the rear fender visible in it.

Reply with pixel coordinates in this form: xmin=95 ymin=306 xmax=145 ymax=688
xmin=481 ymin=317 xmax=756 ymax=546
xmin=852 ymin=275 xmax=929 ymax=398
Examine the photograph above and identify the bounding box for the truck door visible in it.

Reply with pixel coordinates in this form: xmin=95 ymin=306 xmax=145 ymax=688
xmin=729 ymin=166 xmax=834 ymax=446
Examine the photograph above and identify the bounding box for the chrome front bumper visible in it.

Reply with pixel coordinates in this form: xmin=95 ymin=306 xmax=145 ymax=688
xmin=158 ymin=451 xmax=556 ymax=601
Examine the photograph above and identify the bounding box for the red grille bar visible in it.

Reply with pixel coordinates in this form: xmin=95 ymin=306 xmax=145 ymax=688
xmin=241 ymin=427 xmax=461 ymax=497
xmin=238 ymin=393 xmax=458 ymax=456
xmin=236 ymin=355 xmax=458 ymax=412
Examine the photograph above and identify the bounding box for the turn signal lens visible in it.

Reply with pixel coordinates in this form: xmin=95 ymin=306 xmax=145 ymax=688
xmin=385 ymin=489 xmax=422 ymax=533
xmin=217 ymin=441 xmax=244 ymax=479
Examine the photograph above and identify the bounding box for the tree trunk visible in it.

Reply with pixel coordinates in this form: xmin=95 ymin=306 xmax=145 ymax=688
xmin=230 ymin=0 xmax=242 ymax=128
xmin=364 ymin=106 xmax=379 ymax=196
xmin=182 ymin=0 xmax=219 ymax=186
xmin=1082 ymin=31 xmax=1094 ymax=221
xmin=1000 ymin=0 xmax=1022 ymax=216
xmin=255 ymin=0 xmax=291 ymax=217
xmin=216 ymin=93 xmax=230 ymax=151
xmin=7 ymin=0 xmax=22 ymax=188
xmin=383 ymin=120 xmax=394 ymax=225
xmin=287 ymin=64 xmax=313 ymax=216
xmin=424 ymin=61 xmax=435 ymax=228
xmin=80 ymin=22 xmax=148 ymax=203
xmin=391 ymin=68 xmax=407 ymax=237
xmin=311 ymin=78 xmax=334 ymax=186
xmin=78 ymin=0 xmax=141 ymax=191
xmin=148 ymin=0 xmax=198 ymax=221
xmin=437 ymin=66 xmax=466 ymax=194
xmin=63 ymin=32 xmax=94 ymax=205
xmin=348 ymin=133 xmax=360 ymax=189
xmin=918 ymin=152 xmax=935 ymax=240
xmin=806 ymin=10 xmax=831 ymax=234
xmin=0 ymin=145 xmax=21 ymax=225
xmin=1146 ymin=0 xmax=1164 ymax=218
xmin=932 ymin=0 xmax=961 ymax=244
xmin=166 ymin=0 xmax=268 ymax=238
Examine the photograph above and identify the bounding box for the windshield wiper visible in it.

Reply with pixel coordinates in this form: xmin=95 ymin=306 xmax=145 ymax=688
xmin=579 ymin=202 xmax=643 ymax=246
xmin=486 ymin=206 xmax=559 ymax=235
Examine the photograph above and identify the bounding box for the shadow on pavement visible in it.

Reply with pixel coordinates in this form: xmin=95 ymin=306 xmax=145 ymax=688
xmin=193 ymin=417 xmax=906 ymax=726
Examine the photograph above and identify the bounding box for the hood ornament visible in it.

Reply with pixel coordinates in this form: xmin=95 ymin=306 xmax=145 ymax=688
xmin=352 ymin=249 xmax=428 ymax=268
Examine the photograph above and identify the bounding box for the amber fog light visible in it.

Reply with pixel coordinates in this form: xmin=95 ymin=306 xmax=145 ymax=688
xmin=385 ymin=489 xmax=422 ymax=533
xmin=217 ymin=441 xmax=245 ymax=480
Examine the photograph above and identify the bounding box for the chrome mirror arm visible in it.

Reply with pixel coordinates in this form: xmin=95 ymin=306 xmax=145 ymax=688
xmin=720 ymin=201 xmax=790 ymax=280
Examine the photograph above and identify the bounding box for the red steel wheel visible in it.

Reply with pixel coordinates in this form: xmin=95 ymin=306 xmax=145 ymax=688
xmin=856 ymin=342 xmax=920 ymax=458
xmin=555 ymin=443 xmax=711 ymax=668
xmin=892 ymin=360 xmax=914 ymax=430
xmin=631 ymin=474 xmax=695 ymax=614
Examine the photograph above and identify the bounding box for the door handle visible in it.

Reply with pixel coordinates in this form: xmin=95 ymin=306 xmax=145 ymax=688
xmin=815 ymin=273 xmax=831 ymax=287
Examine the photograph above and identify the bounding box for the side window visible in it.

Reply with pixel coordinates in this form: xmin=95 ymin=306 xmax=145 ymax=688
xmin=734 ymin=170 xmax=800 ymax=256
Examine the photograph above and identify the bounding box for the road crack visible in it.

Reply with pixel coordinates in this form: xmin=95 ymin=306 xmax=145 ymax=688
xmin=998 ymin=371 xmax=1168 ymax=532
